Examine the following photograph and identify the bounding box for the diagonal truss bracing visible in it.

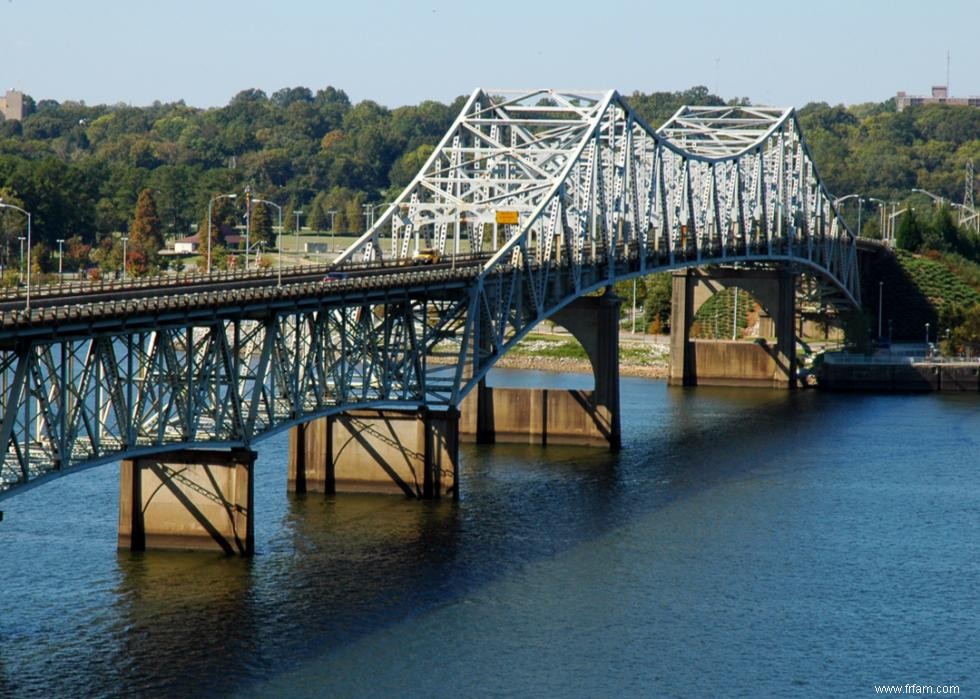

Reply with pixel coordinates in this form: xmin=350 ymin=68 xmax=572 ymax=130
xmin=0 ymin=89 xmax=860 ymax=498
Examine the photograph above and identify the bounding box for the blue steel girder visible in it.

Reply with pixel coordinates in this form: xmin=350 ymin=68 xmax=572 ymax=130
xmin=0 ymin=89 xmax=860 ymax=497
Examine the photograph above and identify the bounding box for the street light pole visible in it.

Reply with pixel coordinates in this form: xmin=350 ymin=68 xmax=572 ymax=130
xmin=925 ymin=322 xmax=930 ymax=353
xmin=244 ymin=186 xmax=252 ymax=271
xmin=631 ymin=277 xmax=637 ymax=333
xmin=833 ymin=194 xmax=863 ymax=236
xmin=56 ymin=238 xmax=65 ymax=284
xmin=207 ymin=192 xmax=237 ymax=274
xmin=911 ymin=187 xmax=945 ymax=207
xmin=0 ymin=200 xmax=33 ymax=310
xmin=252 ymin=198 xmax=283 ymax=286
xmin=868 ymin=198 xmax=887 ymax=243
xmin=328 ymin=210 xmax=337 ymax=251
xmin=17 ymin=236 xmax=25 ymax=281
xmin=121 ymin=236 xmax=129 ymax=281
xmin=293 ymin=210 xmax=303 ymax=264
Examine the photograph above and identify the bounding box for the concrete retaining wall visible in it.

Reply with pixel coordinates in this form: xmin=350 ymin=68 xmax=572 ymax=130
xmin=119 ymin=448 xmax=255 ymax=554
xmin=288 ymin=409 xmax=458 ymax=498
xmin=459 ymin=386 xmax=613 ymax=447
xmin=818 ymin=361 xmax=980 ymax=392
xmin=689 ymin=340 xmax=790 ymax=388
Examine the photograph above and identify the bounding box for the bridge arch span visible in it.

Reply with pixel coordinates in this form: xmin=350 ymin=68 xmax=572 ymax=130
xmin=0 ymin=88 xmax=861 ymax=498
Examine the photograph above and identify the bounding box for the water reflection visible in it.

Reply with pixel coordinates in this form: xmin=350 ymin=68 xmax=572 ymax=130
xmin=112 ymin=552 xmax=255 ymax=697
xmin=3 ymin=376 xmax=976 ymax=697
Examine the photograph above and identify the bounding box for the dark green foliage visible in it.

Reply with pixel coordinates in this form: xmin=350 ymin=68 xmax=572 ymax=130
xmin=896 ymin=209 xmax=924 ymax=251
xmin=1 ymin=85 xmax=978 ymax=275
xmin=641 ymin=273 xmax=672 ymax=332
xmin=249 ymin=201 xmax=274 ymax=248
xmin=691 ymin=287 xmax=754 ymax=339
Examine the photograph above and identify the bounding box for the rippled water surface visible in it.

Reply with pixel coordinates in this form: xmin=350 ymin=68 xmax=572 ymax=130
xmin=2 ymin=374 xmax=978 ymax=697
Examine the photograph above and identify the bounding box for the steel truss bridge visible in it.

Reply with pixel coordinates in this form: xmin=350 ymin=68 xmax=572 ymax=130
xmin=0 ymin=88 xmax=860 ymax=497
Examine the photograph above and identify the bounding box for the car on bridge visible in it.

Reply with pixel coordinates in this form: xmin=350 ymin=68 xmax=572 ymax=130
xmin=412 ymin=248 xmax=442 ymax=265
xmin=322 ymin=272 xmax=349 ymax=282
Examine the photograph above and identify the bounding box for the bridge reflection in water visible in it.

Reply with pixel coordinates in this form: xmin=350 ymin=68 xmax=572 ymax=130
xmin=0 ymin=89 xmax=860 ymax=554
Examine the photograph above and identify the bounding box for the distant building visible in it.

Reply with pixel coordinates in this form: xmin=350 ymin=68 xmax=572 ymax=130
xmin=0 ymin=89 xmax=25 ymax=121
xmin=896 ymin=85 xmax=980 ymax=111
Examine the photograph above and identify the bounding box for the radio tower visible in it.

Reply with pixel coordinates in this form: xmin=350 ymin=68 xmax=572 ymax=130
xmin=966 ymin=160 xmax=975 ymax=211
xmin=963 ymin=160 xmax=978 ymax=232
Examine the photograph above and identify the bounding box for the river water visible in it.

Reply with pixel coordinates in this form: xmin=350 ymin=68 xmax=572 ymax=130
xmin=1 ymin=372 xmax=978 ymax=698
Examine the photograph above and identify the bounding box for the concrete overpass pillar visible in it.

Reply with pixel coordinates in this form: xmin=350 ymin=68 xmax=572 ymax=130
xmin=668 ymin=269 xmax=697 ymax=386
xmin=774 ymin=269 xmax=798 ymax=387
xmin=466 ymin=286 xmax=621 ymax=449
xmin=668 ymin=268 xmax=798 ymax=388
xmin=118 ymin=448 xmax=255 ymax=555
xmin=288 ymin=408 xmax=459 ymax=499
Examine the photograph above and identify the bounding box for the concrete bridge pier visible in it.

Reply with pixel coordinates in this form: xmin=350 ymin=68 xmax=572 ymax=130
xmin=118 ymin=448 xmax=255 ymax=555
xmin=288 ymin=408 xmax=459 ymax=499
xmin=461 ymin=287 xmax=622 ymax=449
xmin=669 ymin=268 xmax=797 ymax=388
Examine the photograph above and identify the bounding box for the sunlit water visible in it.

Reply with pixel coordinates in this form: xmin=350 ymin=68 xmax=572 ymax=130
xmin=1 ymin=373 xmax=978 ymax=698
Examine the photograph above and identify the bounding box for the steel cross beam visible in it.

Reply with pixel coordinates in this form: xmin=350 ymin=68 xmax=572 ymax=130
xmin=0 ymin=88 xmax=860 ymax=498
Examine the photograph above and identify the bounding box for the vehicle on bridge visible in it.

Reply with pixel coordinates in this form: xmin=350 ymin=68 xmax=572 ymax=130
xmin=412 ymin=248 xmax=442 ymax=265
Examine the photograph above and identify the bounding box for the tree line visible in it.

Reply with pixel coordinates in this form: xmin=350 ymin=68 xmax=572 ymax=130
xmin=0 ymin=84 xmax=977 ymax=289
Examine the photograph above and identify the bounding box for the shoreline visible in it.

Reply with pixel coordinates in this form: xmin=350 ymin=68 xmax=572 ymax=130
xmin=487 ymin=353 xmax=669 ymax=379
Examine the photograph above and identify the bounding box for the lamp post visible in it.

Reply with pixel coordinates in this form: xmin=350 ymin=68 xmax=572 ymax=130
xmin=867 ymin=197 xmax=887 ymax=243
xmin=17 ymin=236 xmax=25 ymax=281
xmin=293 ymin=210 xmax=303 ymax=263
xmin=327 ymin=210 xmax=337 ymax=251
xmin=834 ymin=194 xmax=863 ymax=236
xmin=0 ymin=200 xmax=32 ymax=310
xmin=631 ymin=277 xmax=637 ymax=333
xmin=887 ymin=207 xmax=913 ymax=243
xmin=911 ymin=187 xmax=945 ymax=207
xmin=207 ymin=193 xmax=237 ymax=274
xmin=925 ymin=322 xmax=930 ymax=353
xmin=251 ymin=198 xmax=283 ymax=286
xmin=121 ymin=236 xmax=129 ymax=281
xmin=244 ymin=186 xmax=252 ymax=271
xmin=56 ymin=238 xmax=65 ymax=284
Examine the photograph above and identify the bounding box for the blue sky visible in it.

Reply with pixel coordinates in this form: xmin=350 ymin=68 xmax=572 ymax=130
xmin=2 ymin=0 xmax=978 ymax=109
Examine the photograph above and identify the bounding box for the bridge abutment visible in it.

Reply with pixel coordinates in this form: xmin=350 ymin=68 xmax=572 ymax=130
xmin=460 ymin=288 xmax=622 ymax=449
xmin=669 ymin=268 xmax=798 ymax=388
xmin=288 ymin=408 xmax=459 ymax=499
xmin=118 ymin=448 xmax=255 ymax=555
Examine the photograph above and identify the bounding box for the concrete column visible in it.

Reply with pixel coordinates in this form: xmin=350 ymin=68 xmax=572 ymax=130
xmin=548 ymin=287 xmax=622 ymax=449
xmin=460 ymin=387 xmax=616 ymax=447
xmin=774 ymin=269 xmax=798 ymax=388
xmin=668 ymin=267 xmax=798 ymax=388
xmin=475 ymin=377 xmax=495 ymax=444
xmin=288 ymin=417 xmax=330 ymax=493
xmin=290 ymin=409 xmax=459 ymax=499
xmin=668 ymin=269 xmax=696 ymax=386
xmin=118 ymin=448 xmax=255 ymax=555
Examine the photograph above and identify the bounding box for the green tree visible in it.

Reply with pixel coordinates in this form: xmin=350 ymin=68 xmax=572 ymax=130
xmin=307 ymin=195 xmax=327 ymax=232
xmin=283 ymin=201 xmax=297 ymax=233
xmin=129 ymin=188 xmax=163 ymax=261
xmin=65 ymin=235 xmax=92 ymax=273
xmin=896 ymin=209 xmax=924 ymax=251
xmin=642 ymin=273 xmax=673 ymax=333
xmin=948 ymin=303 xmax=980 ymax=356
xmin=249 ymin=201 xmax=274 ymax=248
